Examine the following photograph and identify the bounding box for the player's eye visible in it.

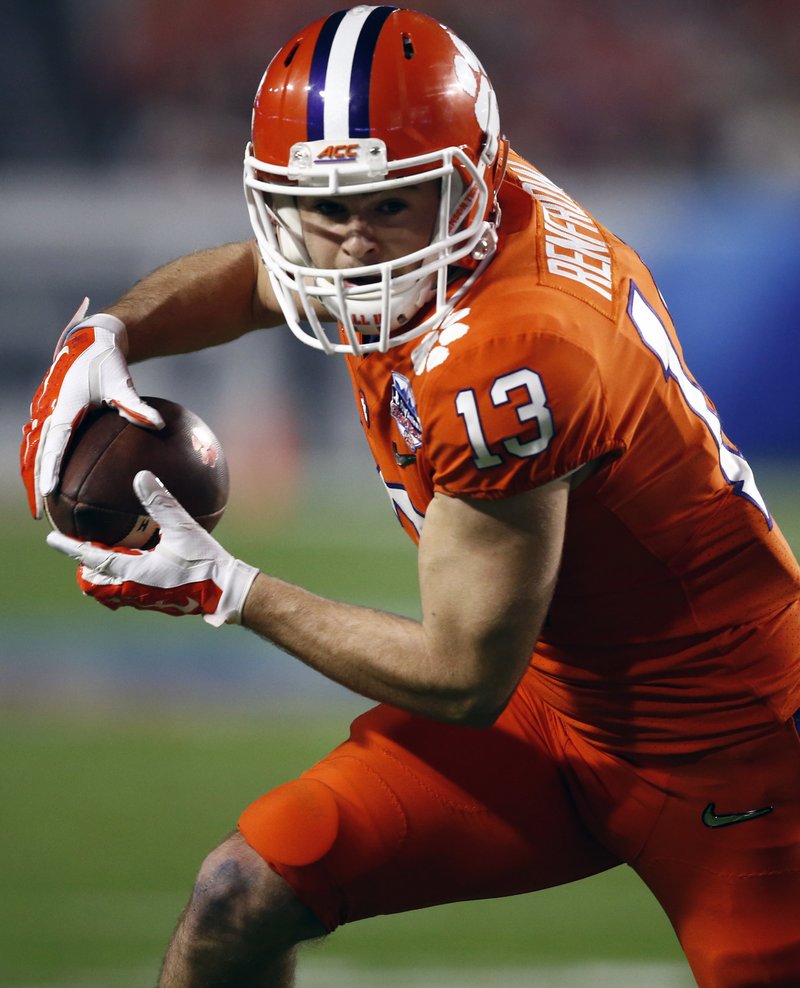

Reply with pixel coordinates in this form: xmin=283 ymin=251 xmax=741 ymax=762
xmin=376 ymin=198 xmax=408 ymax=216
xmin=308 ymin=200 xmax=349 ymax=221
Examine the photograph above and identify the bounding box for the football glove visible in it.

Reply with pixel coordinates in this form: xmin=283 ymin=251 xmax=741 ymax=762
xmin=46 ymin=470 xmax=259 ymax=627
xmin=21 ymin=300 xmax=165 ymax=519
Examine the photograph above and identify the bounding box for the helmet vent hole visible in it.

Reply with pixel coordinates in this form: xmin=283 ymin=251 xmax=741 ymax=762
xmin=284 ymin=42 xmax=300 ymax=67
xmin=402 ymin=34 xmax=415 ymax=59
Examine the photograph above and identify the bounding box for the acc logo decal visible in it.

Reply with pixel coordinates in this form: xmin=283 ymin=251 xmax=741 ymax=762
xmin=315 ymin=143 xmax=359 ymax=162
xmin=389 ymin=372 xmax=422 ymax=451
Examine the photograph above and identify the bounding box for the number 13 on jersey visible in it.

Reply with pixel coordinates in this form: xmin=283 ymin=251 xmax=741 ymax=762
xmin=455 ymin=368 xmax=555 ymax=470
xmin=453 ymin=290 xmax=770 ymax=527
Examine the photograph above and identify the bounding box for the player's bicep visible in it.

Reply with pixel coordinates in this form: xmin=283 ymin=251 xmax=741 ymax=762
xmin=418 ymin=478 xmax=569 ymax=720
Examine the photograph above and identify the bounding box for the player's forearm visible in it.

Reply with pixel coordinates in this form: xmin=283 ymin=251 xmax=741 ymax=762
xmin=107 ymin=241 xmax=279 ymax=362
xmin=242 ymin=572 xmax=514 ymax=726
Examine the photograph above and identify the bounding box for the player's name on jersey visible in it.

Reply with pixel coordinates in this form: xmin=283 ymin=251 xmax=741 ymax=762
xmin=513 ymin=160 xmax=613 ymax=302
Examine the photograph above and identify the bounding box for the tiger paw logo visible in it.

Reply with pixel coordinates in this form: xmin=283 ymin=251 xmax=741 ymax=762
xmin=449 ymin=35 xmax=500 ymax=161
xmin=411 ymin=307 xmax=472 ymax=374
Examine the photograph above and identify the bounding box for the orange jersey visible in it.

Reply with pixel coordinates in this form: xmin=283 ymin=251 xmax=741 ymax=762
xmin=344 ymin=151 xmax=800 ymax=756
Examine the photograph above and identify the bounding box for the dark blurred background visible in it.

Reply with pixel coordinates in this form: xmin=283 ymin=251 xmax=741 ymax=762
xmin=4 ymin=1 xmax=799 ymax=173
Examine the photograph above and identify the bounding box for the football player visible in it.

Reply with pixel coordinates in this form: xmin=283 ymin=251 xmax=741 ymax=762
xmin=21 ymin=7 xmax=800 ymax=987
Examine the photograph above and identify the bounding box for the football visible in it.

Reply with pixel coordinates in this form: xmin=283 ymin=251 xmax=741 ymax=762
xmin=44 ymin=397 xmax=229 ymax=548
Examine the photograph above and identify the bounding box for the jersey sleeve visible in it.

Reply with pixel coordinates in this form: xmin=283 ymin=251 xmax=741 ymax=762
xmin=419 ymin=318 xmax=626 ymax=499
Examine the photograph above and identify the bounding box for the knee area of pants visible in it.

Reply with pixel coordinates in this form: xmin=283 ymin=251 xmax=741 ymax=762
xmin=238 ymin=777 xmax=340 ymax=869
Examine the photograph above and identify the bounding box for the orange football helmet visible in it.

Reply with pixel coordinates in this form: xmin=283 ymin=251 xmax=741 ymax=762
xmin=244 ymin=5 xmax=508 ymax=354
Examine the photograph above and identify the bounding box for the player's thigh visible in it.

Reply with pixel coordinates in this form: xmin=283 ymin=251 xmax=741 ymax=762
xmin=634 ymin=717 xmax=800 ymax=988
xmin=238 ymin=699 xmax=618 ymax=932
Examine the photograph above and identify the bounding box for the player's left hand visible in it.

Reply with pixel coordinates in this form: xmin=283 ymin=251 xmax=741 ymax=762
xmin=46 ymin=470 xmax=259 ymax=627
xmin=21 ymin=301 xmax=166 ymax=520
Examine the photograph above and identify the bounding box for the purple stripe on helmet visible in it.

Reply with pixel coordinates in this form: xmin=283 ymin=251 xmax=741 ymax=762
xmin=348 ymin=6 xmax=398 ymax=137
xmin=306 ymin=9 xmax=348 ymax=140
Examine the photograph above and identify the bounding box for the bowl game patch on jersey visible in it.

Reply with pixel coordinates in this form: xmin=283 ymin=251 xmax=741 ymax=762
xmin=390 ymin=372 xmax=422 ymax=451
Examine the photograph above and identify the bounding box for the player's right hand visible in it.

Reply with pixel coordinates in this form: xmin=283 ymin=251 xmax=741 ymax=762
xmin=20 ymin=300 xmax=165 ymax=519
xmin=46 ymin=470 xmax=259 ymax=627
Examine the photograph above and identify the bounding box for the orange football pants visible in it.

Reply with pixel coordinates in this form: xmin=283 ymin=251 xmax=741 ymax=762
xmin=240 ymin=677 xmax=800 ymax=988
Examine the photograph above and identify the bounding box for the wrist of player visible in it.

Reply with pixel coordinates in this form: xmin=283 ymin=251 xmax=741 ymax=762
xmin=54 ymin=306 xmax=129 ymax=357
xmin=203 ymin=556 xmax=260 ymax=627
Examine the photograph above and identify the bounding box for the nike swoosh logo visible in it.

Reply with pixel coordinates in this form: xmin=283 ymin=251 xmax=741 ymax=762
xmin=393 ymin=442 xmax=417 ymax=468
xmin=702 ymin=801 xmax=773 ymax=829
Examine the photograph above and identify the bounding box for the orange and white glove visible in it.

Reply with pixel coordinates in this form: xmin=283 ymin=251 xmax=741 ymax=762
xmin=20 ymin=299 xmax=165 ymax=519
xmin=46 ymin=471 xmax=259 ymax=627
